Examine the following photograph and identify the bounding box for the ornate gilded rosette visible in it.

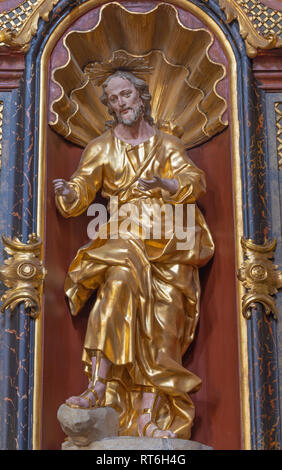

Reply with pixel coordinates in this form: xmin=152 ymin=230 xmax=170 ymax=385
xmin=0 ymin=233 xmax=46 ymax=318
xmin=238 ymin=237 xmax=282 ymax=319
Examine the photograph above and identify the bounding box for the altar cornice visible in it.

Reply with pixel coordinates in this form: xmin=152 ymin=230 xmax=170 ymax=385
xmin=0 ymin=0 xmax=281 ymax=56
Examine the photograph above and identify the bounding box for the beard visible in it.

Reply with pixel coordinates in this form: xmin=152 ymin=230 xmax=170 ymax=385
xmin=116 ymin=102 xmax=144 ymax=126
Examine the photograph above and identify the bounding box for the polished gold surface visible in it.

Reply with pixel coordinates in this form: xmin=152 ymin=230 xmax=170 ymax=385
xmin=0 ymin=233 xmax=46 ymax=318
xmin=275 ymin=102 xmax=282 ymax=170
xmin=84 ymin=50 xmax=154 ymax=86
xmin=36 ymin=0 xmax=250 ymax=450
xmin=219 ymin=0 xmax=280 ymax=57
xmin=55 ymin=126 xmax=214 ymax=438
xmin=50 ymin=2 xmax=228 ymax=150
xmin=228 ymin=47 xmax=250 ymax=451
xmin=238 ymin=237 xmax=282 ymax=319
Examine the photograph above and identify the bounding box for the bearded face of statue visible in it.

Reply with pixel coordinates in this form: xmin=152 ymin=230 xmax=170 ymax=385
xmin=103 ymin=75 xmax=145 ymax=126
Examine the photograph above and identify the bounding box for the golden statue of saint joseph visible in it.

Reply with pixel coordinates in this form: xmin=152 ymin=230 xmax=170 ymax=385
xmin=53 ymin=67 xmax=214 ymax=439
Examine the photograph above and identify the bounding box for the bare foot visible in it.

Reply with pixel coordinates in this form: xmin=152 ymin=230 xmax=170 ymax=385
xmin=66 ymin=353 xmax=111 ymax=408
xmin=138 ymin=412 xmax=176 ymax=438
xmin=66 ymin=380 xmax=106 ymax=409
xmin=138 ymin=391 xmax=177 ymax=438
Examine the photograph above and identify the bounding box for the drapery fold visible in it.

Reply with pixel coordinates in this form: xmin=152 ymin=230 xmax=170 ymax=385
xmin=56 ymin=129 xmax=214 ymax=438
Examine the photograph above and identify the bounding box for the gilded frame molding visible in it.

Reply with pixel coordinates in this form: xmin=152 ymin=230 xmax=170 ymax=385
xmin=218 ymin=0 xmax=281 ymax=57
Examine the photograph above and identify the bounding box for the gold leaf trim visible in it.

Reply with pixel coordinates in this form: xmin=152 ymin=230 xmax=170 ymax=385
xmin=238 ymin=237 xmax=282 ymax=319
xmin=84 ymin=50 xmax=154 ymax=86
xmin=218 ymin=0 xmax=279 ymax=57
xmin=237 ymin=0 xmax=282 ymax=40
xmin=0 ymin=233 xmax=46 ymax=318
xmin=0 ymin=0 xmax=60 ymax=51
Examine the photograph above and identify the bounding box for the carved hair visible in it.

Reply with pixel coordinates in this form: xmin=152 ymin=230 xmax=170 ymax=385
xmin=100 ymin=71 xmax=154 ymax=125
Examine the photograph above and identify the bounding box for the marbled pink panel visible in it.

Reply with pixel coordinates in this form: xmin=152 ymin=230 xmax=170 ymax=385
xmin=259 ymin=0 xmax=282 ymax=11
xmin=0 ymin=0 xmax=22 ymax=13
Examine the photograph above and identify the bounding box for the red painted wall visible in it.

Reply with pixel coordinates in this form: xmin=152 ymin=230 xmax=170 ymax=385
xmin=41 ymin=128 xmax=90 ymax=449
xmin=186 ymin=128 xmax=241 ymax=450
xmin=41 ymin=122 xmax=241 ymax=450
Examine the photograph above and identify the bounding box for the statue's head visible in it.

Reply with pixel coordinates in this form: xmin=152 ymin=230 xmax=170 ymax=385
xmin=100 ymin=71 xmax=154 ymax=126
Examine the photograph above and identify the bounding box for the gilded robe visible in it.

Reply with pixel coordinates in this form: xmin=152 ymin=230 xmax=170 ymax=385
xmin=55 ymin=128 xmax=214 ymax=438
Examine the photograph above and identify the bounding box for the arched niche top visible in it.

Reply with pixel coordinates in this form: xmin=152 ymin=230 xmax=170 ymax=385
xmin=48 ymin=2 xmax=229 ymax=149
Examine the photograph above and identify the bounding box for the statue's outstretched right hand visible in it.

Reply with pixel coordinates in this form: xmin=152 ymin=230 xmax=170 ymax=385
xmin=53 ymin=179 xmax=76 ymax=203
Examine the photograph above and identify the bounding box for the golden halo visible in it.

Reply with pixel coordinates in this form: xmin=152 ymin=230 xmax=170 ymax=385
xmin=84 ymin=50 xmax=154 ymax=86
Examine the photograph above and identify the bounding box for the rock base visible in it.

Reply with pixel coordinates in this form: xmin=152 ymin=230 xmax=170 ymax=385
xmin=57 ymin=404 xmax=212 ymax=450
xmin=57 ymin=404 xmax=119 ymax=447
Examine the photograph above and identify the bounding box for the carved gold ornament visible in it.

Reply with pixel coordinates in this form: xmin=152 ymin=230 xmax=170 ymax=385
xmin=49 ymin=2 xmax=228 ymax=149
xmin=0 ymin=0 xmax=60 ymax=51
xmin=236 ymin=0 xmax=282 ymax=38
xmin=238 ymin=237 xmax=282 ymax=319
xmin=218 ymin=0 xmax=281 ymax=57
xmin=0 ymin=233 xmax=46 ymax=318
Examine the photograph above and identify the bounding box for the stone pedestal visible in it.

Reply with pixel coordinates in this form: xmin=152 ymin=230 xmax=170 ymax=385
xmin=57 ymin=404 xmax=212 ymax=450
xmin=57 ymin=404 xmax=119 ymax=447
xmin=62 ymin=436 xmax=212 ymax=450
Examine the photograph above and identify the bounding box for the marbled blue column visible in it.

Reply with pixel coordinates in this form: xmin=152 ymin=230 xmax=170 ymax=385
xmin=0 ymin=0 xmax=80 ymax=450
xmin=0 ymin=69 xmax=36 ymax=450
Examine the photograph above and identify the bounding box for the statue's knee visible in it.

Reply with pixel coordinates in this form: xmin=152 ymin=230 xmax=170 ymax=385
xmin=106 ymin=266 xmax=137 ymax=293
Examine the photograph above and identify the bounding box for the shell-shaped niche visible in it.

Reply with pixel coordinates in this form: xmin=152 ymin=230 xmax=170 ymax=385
xmin=49 ymin=2 xmax=228 ymax=149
